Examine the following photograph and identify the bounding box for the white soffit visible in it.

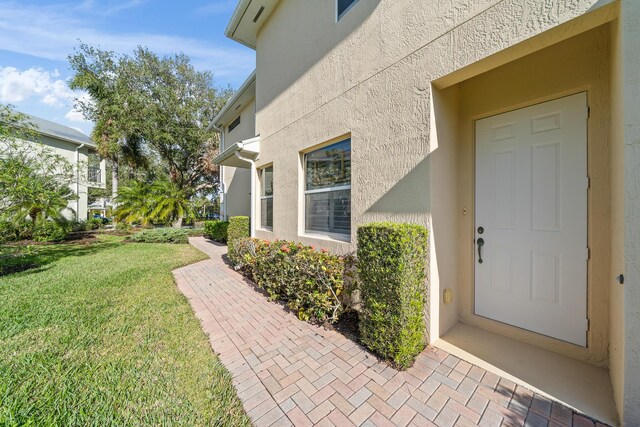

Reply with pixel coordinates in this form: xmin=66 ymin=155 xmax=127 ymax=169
xmin=225 ymin=0 xmax=280 ymax=49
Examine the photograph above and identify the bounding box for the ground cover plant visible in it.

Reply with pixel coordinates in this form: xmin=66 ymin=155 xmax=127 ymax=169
xmin=126 ymin=228 xmax=190 ymax=244
xmin=0 ymin=235 xmax=250 ymax=426
xmin=357 ymin=222 xmax=429 ymax=369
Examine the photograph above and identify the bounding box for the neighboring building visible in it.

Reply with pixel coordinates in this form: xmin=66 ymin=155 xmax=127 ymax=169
xmin=18 ymin=115 xmax=106 ymax=220
xmin=212 ymin=71 xmax=256 ymax=220
xmin=213 ymin=1 xmax=640 ymax=424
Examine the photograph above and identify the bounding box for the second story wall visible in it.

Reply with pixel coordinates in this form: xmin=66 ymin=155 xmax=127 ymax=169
xmin=255 ymin=0 xmax=602 ymax=140
xmin=223 ymin=99 xmax=256 ymax=149
xmin=221 ymin=98 xmax=256 ymax=218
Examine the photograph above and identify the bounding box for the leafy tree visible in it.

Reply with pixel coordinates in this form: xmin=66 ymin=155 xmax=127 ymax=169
xmin=68 ymin=44 xmax=148 ymax=201
xmin=124 ymin=47 xmax=231 ymax=196
xmin=69 ymin=44 xmax=233 ymax=217
xmin=0 ymin=105 xmax=76 ymax=228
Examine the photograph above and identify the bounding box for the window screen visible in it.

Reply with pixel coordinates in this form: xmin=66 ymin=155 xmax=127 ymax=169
xmin=260 ymin=166 xmax=273 ymax=229
xmin=304 ymin=139 xmax=351 ymax=235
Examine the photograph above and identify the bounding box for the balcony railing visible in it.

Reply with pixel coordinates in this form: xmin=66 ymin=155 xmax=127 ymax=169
xmin=88 ymin=166 xmax=101 ymax=184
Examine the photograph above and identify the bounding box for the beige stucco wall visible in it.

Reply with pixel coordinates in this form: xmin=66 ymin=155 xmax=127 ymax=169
xmin=249 ymin=0 xmax=632 ymax=422
xmin=254 ymin=0 xmax=612 ymax=249
xmin=447 ymin=25 xmax=611 ymax=367
xmin=620 ymin=1 xmax=640 ymax=424
xmin=608 ymin=16 xmax=625 ymax=422
xmin=17 ymin=135 xmax=92 ymax=220
xmin=221 ymin=99 xmax=255 ymax=219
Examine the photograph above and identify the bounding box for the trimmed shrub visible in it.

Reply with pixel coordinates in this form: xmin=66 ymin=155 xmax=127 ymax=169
xmin=126 ymin=228 xmax=189 ymax=244
xmin=227 ymin=216 xmax=250 ymax=263
xmin=233 ymin=238 xmax=351 ymax=323
xmin=0 ymin=220 xmax=35 ymax=243
xmin=32 ymin=220 xmax=71 ymax=243
xmin=204 ymin=220 xmax=229 ymax=242
xmin=357 ymin=222 xmax=428 ymax=369
xmin=0 ymin=221 xmax=20 ymax=243
xmin=87 ymin=218 xmax=104 ymax=230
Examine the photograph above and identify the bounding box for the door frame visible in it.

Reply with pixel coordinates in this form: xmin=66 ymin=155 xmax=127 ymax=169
xmin=470 ymin=91 xmax=590 ymax=346
xmin=461 ymin=89 xmax=594 ymax=354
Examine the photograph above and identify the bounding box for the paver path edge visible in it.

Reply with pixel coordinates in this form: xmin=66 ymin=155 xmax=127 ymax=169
xmin=173 ymin=237 xmax=609 ymax=427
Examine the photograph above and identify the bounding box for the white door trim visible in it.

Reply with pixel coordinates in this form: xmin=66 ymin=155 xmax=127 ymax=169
xmin=474 ymin=92 xmax=589 ymax=347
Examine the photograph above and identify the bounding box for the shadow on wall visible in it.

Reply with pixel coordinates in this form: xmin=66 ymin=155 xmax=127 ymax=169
xmin=225 ymin=168 xmax=252 ymax=217
xmin=365 ymin=156 xmax=431 ymax=214
xmin=257 ymin=0 xmax=382 ymax=115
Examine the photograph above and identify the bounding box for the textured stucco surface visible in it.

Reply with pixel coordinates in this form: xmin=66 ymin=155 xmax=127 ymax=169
xmin=452 ymin=26 xmax=611 ymax=367
xmin=254 ymin=0 xmax=604 ymax=252
xmin=235 ymin=0 xmax=637 ymax=422
xmin=221 ymin=99 xmax=255 ymax=219
xmin=608 ymin=16 xmax=625 ymax=423
xmin=621 ymin=1 xmax=640 ymax=424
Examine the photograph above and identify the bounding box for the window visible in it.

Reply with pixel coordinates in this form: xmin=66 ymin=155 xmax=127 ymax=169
xmin=228 ymin=115 xmax=241 ymax=133
xmin=337 ymin=0 xmax=358 ymax=20
xmin=304 ymin=138 xmax=351 ymax=236
xmin=260 ymin=166 xmax=273 ymax=230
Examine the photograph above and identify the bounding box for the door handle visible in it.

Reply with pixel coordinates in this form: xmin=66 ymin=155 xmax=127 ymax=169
xmin=477 ymin=238 xmax=485 ymax=263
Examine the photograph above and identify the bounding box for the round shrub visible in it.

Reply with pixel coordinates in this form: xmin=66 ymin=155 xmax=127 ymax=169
xmin=204 ymin=220 xmax=229 ymax=242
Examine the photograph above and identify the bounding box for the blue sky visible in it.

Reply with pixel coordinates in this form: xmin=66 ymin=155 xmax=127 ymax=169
xmin=0 ymin=0 xmax=255 ymax=135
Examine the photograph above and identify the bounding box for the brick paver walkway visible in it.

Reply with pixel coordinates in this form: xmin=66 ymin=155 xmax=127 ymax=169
xmin=174 ymin=237 xmax=607 ymax=427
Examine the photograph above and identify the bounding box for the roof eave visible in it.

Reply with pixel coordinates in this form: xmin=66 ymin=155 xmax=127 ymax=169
xmin=36 ymin=130 xmax=96 ymax=149
xmin=224 ymin=0 xmax=280 ymax=49
xmin=209 ymin=70 xmax=256 ymax=131
xmin=213 ymin=137 xmax=260 ymax=168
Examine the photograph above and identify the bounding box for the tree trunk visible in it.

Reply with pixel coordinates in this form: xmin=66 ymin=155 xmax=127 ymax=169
xmin=172 ymin=217 xmax=183 ymax=228
xmin=111 ymin=159 xmax=119 ymax=201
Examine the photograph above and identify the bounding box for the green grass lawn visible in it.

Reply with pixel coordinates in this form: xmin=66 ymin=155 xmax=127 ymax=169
xmin=0 ymin=236 xmax=250 ymax=426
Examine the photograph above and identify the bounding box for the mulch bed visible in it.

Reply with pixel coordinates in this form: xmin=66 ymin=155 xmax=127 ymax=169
xmin=325 ymin=310 xmax=360 ymax=342
xmin=4 ymin=233 xmax=98 ymax=247
xmin=0 ymin=263 xmax=40 ymax=277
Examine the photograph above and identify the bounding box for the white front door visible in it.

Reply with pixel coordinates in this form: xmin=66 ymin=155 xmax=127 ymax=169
xmin=475 ymin=92 xmax=588 ymax=347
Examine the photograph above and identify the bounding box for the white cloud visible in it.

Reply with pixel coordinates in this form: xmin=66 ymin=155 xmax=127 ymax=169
xmin=65 ymin=109 xmax=85 ymax=122
xmin=0 ymin=1 xmax=255 ymax=82
xmin=0 ymin=66 xmax=77 ymax=106
xmin=65 ymin=93 xmax=92 ymax=123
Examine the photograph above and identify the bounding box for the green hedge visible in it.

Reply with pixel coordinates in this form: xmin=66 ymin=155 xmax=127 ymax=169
xmin=357 ymin=222 xmax=428 ymax=369
xmin=126 ymin=228 xmax=189 ymax=244
xmin=0 ymin=220 xmax=71 ymax=243
xmin=32 ymin=220 xmax=71 ymax=243
xmin=204 ymin=220 xmax=229 ymax=242
xmin=227 ymin=216 xmax=249 ymax=263
xmin=233 ymin=238 xmax=351 ymax=323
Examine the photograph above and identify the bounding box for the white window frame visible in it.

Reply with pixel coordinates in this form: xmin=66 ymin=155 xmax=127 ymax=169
xmin=303 ymin=139 xmax=351 ymax=238
xmin=337 ymin=0 xmax=359 ymax=21
xmin=259 ymin=166 xmax=273 ymax=231
xmin=228 ymin=115 xmax=241 ymax=133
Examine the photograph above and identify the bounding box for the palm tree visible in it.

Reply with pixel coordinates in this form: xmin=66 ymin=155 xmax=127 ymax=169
xmin=149 ymin=181 xmax=195 ymax=228
xmin=113 ymin=181 xmax=154 ymax=225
